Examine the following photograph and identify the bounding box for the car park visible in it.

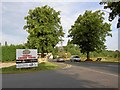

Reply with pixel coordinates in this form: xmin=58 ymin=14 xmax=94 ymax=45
xmin=70 ymin=55 xmax=81 ymax=62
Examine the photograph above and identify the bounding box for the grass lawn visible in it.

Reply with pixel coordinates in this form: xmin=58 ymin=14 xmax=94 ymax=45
xmin=80 ymin=57 xmax=119 ymax=62
xmin=100 ymin=57 xmax=119 ymax=63
xmin=0 ymin=62 xmax=59 ymax=74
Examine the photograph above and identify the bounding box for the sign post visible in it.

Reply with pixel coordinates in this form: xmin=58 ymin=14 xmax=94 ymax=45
xmin=16 ymin=49 xmax=38 ymax=68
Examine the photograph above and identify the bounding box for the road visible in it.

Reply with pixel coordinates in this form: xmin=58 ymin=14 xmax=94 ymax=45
xmin=2 ymin=61 xmax=119 ymax=88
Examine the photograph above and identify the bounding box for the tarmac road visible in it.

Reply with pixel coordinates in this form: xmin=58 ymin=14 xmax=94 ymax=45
xmin=2 ymin=61 xmax=119 ymax=88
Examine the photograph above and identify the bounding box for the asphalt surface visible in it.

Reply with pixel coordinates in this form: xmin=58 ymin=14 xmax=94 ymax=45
xmin=2 ymin=61 xmax=119 ymax=88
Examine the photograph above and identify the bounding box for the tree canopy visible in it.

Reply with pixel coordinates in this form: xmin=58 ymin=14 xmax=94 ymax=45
xmin=24 ymin=5 xmax=64 ymax=55
xmin=100 ymin=1 xmax=120 ymax=28
xmin=68 ymin=10 xmax=112 ymax=60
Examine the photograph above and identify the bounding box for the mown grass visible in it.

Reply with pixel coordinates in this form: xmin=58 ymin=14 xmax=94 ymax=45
xmin=0 ymin=62 xmax=59 ymax=74
xmin=100 ymin=57 xmax=119 ymax=63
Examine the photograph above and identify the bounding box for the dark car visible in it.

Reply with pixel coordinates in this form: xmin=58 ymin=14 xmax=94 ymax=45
xmin=57 ymin=58 xmax=65 ymax=62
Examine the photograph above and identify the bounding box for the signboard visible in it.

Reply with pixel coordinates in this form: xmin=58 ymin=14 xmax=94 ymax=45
xmin=16 ymin=49 xmax=38 ymax=68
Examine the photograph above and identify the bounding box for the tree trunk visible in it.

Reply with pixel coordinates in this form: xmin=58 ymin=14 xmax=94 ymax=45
xmin=41 ymin=46 xmax=44 ymax=58
xmin=87 ymin=51 xmax=90 ymax=60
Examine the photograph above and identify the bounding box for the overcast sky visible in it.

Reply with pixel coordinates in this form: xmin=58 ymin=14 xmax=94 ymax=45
xmin=1 ymin=1 xmax=118 ymax=50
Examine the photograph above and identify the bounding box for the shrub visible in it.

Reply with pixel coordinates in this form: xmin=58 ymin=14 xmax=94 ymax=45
xmin=2 ymin=44 xmax=25 ymax=62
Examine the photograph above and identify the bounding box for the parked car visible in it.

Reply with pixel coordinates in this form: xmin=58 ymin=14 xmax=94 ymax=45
xmin=57 ymin=58 xmax=65 ymax=62
xmin=70 ymin=55 xmax=81 ymax=62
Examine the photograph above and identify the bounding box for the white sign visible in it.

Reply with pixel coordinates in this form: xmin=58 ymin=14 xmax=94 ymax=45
xmin=16 ymin=49 xmax=38 ymax=68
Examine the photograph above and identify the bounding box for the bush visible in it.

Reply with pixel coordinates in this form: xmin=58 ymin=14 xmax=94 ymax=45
xmin=57 ymin=51 xmax=71 ymax=58
xmin=57 ymin=51 xmax=66 ymax=58
xmin=2 ymin=44 xmax=25 ymax=62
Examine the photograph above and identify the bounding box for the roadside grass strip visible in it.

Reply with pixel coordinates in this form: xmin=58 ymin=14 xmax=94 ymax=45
xmin=0 ymin=62 xmax=59 ymax=74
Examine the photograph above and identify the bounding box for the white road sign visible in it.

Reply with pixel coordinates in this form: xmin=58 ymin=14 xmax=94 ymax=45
xmin=16 ymin=49 xmax=38 ymax=68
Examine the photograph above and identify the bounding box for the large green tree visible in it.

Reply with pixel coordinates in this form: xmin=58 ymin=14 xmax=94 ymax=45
xmin=24 ymin=5 xmax=64 ymax=56
xmin=100 ymin=1 xmax=120 ymax=28
xmin=68 ymin=10 xmax=112 ymax=60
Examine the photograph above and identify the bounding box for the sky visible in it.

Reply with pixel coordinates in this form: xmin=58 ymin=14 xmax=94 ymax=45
xmin=0 ymin=1 xmax=119 ymax=51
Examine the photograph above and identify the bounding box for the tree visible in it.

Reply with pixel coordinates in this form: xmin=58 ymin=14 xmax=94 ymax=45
xmin=68 ymin=10 xmax=112 ymax=60
xmin=24 ymin=5 xmax=64 ymax=57
xmin=100 ymin=1 xmax=120 ymax=28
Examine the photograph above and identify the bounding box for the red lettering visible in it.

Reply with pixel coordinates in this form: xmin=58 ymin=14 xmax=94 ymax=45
xmin=18 ymin=57 xmax=27 ymax=60
xmin=18 ymin=55 xmax=36 ymax=60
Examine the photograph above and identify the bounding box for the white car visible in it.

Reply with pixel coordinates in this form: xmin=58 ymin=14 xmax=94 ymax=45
xmin=70 ymin=55 xmax=81 ymax=62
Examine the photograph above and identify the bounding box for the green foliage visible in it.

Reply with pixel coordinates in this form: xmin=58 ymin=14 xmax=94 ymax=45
xmin=90 ymin=50 xmax=119 ymax=58
xmin=100 ymin=1 xmax=120 ymax=28
xmin=52 ymin=45 xmax=72 ymax=59
xmin=2 ymin=44 xmax=25 ymax=62
xmin=66 ymin=52 xmax=71 ymax=58
xmin=24 ymin=5 xmax=64 ymax=54
xmin=52 ymin=47 xmax=59 ymax=59
xmin=56 ymin=51 xmax=71 ymax=59
xmin=63 ymin=43 xmax=81 ymax=56
xmin=68 ymin=10 xmax=111 ymax=59
xmin=63 ymin=42 xmax=119 ymax=61
xmin=57 ymin=51 xmax=66 ymax=58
